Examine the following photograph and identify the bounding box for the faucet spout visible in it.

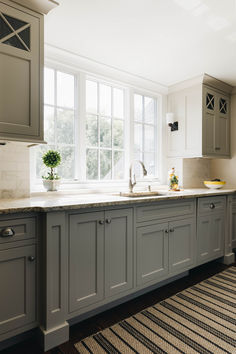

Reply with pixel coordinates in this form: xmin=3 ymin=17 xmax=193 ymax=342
xmin=129 ymin=160 xmax=147 ymax=193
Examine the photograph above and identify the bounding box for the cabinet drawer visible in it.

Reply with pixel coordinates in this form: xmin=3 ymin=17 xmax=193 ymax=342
xmin=136 ymin=199 xmax=195 ymax=223
xmin=0 ymin=218 xmax=36 ymax=245
xmin=198 ymin=196 xmax=226 ymax=216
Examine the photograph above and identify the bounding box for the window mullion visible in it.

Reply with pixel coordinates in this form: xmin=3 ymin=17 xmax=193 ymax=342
xmin=78 ymin=72 xmax=86 ymax=181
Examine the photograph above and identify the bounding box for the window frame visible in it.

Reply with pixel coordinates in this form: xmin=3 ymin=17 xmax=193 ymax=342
xmin=31 ymin=61 xmax=162 ymax=190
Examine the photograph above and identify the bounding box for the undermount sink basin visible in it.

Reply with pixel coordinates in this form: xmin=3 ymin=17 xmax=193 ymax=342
xmin=119 ymin=191 xmax=162 ymax=197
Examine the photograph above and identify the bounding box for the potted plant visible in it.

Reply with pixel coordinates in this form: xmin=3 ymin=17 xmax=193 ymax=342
xmin=42 ymin=150 xmax=61 ymax=191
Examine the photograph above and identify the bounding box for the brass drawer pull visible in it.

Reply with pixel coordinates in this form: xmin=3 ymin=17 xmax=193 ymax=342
xmin=210 ymin=203 xmax=215 ymax=209
xmin=99 ymin=220 xmax=104 ymax=225
xmin=106 ymin=219 xmax=112 ymax=224
xmin=1 ymin=228 xmax=15 ymax=238
xmin=169 ymin=228 xmax=175 ymax=232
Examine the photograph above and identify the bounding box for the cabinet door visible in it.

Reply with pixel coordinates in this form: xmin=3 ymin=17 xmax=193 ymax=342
xmin=211 ymin=214 xmax=224 ymax=259
xmin=232 ymin=210 xmax=236 ymax=249
xmin=137 ymin=223 xmax=168 ymax=286
xmin=202 ymin=87 xmax=217 ymax=155
xmin=69 ymin=212 xmax=104 ymax=313
xmin=216 ymin=94 xmax=230 ymax=156
xmin=0 ymin=3 xmax=42 ymax=140
xmin=197 ymin=214 xmax=224 ymax=265
xmin=169 ymin=218 xmax=195 ymax=274
xmin=0 ymin=245 xmax=36 ymax=335
xmin=197 ymin=215 xmax=212 ymax=264
xmin=105 ymin=209 xmax=133 ymax=297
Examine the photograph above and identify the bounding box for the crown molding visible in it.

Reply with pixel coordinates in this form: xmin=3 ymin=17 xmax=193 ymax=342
xmin=11 ymin=0 xmax=59 ymax=14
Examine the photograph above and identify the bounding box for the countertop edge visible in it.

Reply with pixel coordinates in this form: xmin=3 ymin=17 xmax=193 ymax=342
xmin=0 ymin=189 xmax=235 ymax=214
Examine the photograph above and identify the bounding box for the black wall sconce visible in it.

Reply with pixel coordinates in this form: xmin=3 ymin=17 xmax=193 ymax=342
xmin=166 ymin=113 xmax=178 ymax=131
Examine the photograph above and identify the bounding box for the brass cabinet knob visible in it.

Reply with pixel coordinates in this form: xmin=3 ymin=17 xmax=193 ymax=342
xmin=210 ymin=203 xmax=215 ymax=209
xmin=106 ymin=219 xmax=112 ymax=224
xmin=99 ymin=220 xmax=104 ymax=225
xmin=169 ymin=228 xmax=175 ymax=232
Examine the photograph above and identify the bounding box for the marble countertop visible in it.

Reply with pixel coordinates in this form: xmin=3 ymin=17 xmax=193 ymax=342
xmin=0 ymin=188 xmax=235 ymax=214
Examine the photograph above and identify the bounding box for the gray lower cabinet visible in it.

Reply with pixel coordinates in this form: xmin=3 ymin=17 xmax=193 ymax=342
xmin=69 ymin=212 xmax=104 ymax=313
xmin=137 ymin=217 xmax=196 ymax=287
xmin=105 ymin=209 xmax=133 ymax=297
xmin=197 ymin=214 xmax=224 ymax=264
xmin=69 ymin=208 xmax=133 ymax=313
xmin=232 ymin=207 xmax=236 ymax=250
xmin=169 ymin=218 xmax=195 ymax=273
xmin=137 ymin=223 xmax=168 ymax=286
xmin=0 ymin=245 xmax=36 ymax=337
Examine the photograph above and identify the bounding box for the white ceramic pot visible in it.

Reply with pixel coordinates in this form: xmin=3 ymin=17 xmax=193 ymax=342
xmin=43 ymin=179 xmax=61 ymax=192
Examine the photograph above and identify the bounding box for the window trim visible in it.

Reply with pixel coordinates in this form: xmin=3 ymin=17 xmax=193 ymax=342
xmin=31 ymin=60 xmax=162 ymax=191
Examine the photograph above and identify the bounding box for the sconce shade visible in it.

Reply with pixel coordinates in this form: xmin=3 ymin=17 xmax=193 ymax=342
xmin=166 ymin=112 xmax=175 ymax=124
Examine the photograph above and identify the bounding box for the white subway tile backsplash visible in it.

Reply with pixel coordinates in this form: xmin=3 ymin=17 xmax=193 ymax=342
xmin=0 ymin=143 xmax=30 ymax=198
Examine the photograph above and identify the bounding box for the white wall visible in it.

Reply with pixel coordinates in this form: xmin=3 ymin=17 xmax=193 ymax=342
xmin=0 ymin=143 xmax=30 ymax=198
xmin=210 ymin=92 xmax=236 ymax=187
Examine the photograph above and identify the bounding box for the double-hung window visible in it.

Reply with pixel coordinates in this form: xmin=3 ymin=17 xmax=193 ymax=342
xmin=33 ymin=65 xmax=160 ymax=187
xmin=133 ymin=93 xmax=157 ymax=177
xmin=36 ymin=67 xmax=76 ymax=180
xmin=86 ymin=80 xmax=125 ymax=180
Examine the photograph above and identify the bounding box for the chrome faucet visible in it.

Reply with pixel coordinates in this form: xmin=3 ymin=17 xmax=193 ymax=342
xmin=129 ymin=160 xmax=147 ymax=193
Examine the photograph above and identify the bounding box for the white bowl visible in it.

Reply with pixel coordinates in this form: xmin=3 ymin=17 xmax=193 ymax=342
xmin=204 ymin=181 xmax=225 ymax=189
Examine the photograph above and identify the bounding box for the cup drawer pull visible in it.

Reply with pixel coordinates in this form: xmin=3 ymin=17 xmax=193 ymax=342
xmin=1 ymin=228 xmax=15 ymax=238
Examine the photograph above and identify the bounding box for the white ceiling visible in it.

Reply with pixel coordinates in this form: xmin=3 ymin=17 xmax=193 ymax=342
xmin=45 ymin=0 xmax=236 ymax=87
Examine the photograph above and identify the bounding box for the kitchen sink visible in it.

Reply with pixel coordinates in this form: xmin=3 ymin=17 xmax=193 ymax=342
xmin=119 ymin=191 xmax=165 ymax=197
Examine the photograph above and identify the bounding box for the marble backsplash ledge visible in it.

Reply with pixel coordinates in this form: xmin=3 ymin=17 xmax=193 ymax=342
xmin=182 ymin=158 xmax=211 ymax=189
xmin=0 ymin=143 xmax=30 ymax=198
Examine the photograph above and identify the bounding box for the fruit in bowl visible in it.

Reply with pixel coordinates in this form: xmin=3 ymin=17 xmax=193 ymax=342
xmin=204 ymin=179 xmax=226 ymax=189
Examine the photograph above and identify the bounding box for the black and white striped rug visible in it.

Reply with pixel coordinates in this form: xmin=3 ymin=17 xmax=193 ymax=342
xmin=75 ymin=267 xmax=236 ymax=353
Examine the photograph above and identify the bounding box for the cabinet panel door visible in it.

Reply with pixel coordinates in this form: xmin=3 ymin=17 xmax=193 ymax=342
xmin=169 ymin=218 xmax=195 ymax=274
xmin=203 ymin=87 xmax=216 ymax=155
xmin=0 ymin=3 xmax=41 ymax=138
xmin=0 ymin=245 xmax=36 ymax=335
xmin=232 ymin=210 xmax=236 ymax=249
xmin=105 ymin=209 xmax=133 ymax=297
xmin=137 ymin=223 xmax=168 ymax=286
xmin=211 ymin=214 xmax=224 ymax=258
xmin=216 ymin=95 xmax=230 ymax=156
xmin=69 ymin=212 xmax=104 ymax=312
xmin=197 ymin=215 xmax=212 ymax=264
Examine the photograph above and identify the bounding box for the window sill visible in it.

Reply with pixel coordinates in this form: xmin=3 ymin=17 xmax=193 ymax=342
xmin=31 ymin=178 xmax=162 ymax=194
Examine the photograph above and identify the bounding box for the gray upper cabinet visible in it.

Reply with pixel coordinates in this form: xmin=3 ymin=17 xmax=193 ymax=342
xmin=203 ymin=86 xmax=230 ymax=157
xmin=69 ymin=212 xmax=105 ymax=313
xmin=169 ymin=218 xmax=195 ymax=274
xmin=167 ymin=74 xmax=232 ymax=159
xmin=105 ymin=209 xmax=133 ymax=298
xmin=0 ymin=244 xmax=36 ymax=339
xmin=0 ymin=0 xmax=44 ymax=142
xmin=137 ymin=222 xmax=169 ymax=286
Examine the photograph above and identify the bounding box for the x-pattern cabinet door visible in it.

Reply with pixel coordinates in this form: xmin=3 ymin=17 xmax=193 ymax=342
xmin=0 ymin=2 xmax=42 ymax=139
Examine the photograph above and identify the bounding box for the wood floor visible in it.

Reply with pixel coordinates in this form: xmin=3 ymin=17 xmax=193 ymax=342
xmin=1 ymin=260 xmax=234 ymax=354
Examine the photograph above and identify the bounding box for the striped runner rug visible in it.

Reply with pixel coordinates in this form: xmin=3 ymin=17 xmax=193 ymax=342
xmin=75 ymin=267 xmax=236 ymax=353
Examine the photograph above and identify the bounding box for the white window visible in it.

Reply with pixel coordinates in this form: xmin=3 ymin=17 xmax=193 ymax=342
xmin=33 ymin=65 xmax=160 ymax=187
xmin=86 ymin=80 xmax=125 ymax=180
xmin=133 ymin=93 xmax=157 ymax=177
xmin=36 ymin=67 xmax=76 ymax=180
